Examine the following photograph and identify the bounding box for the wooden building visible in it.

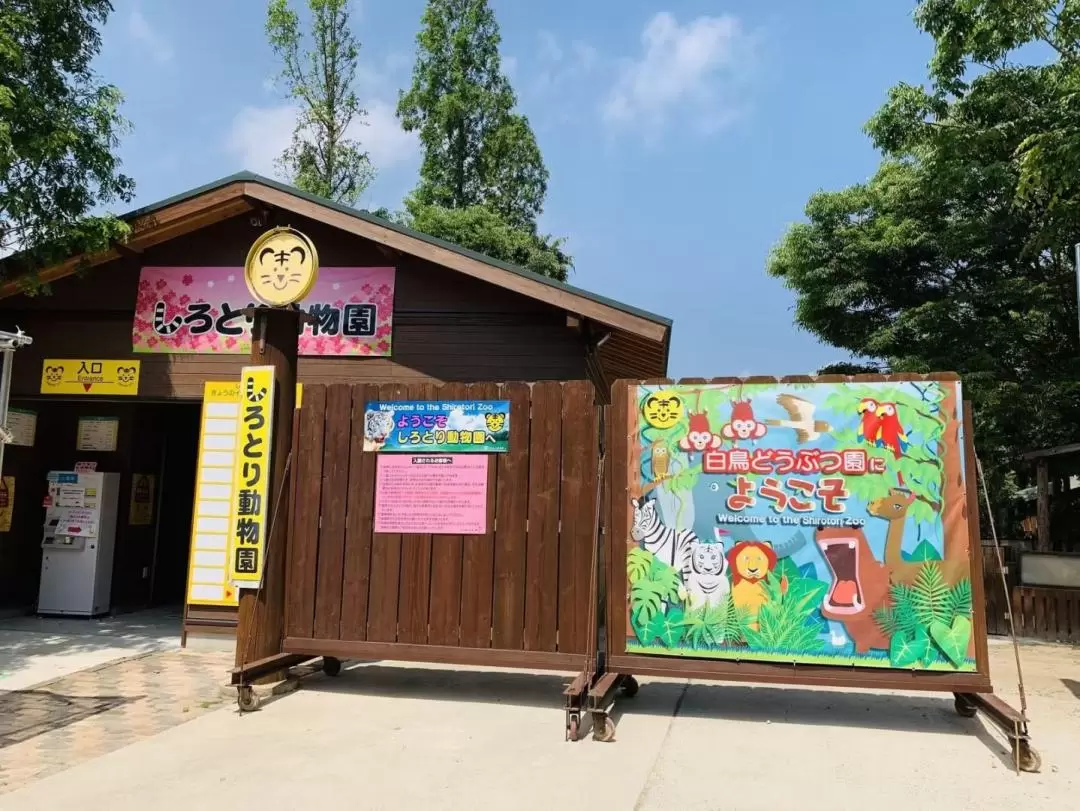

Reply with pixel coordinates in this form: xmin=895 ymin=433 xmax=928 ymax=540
xmin=0 ymin=172 xmax=671 ymax=638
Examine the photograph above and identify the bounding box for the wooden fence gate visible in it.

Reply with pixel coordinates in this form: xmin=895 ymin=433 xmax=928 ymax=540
xmin=280 ymin=380 xmax=601 ymax=673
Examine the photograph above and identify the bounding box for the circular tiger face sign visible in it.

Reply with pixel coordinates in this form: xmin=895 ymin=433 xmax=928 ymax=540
xmin=243 ymin=226 xmax=319 ymax=307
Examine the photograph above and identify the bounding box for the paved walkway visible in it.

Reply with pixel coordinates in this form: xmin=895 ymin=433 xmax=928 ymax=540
xmin=0 ymin=648 xmax=232 ymax=794
xmin=0 ymin=639 xmax=1076 ymax=810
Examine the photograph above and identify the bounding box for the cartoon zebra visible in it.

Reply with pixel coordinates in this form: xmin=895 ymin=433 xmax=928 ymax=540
xmin=153 ymin=301 xmax=183 ymax=335
xmin=630 ymin=496 xmax=697 ymax=574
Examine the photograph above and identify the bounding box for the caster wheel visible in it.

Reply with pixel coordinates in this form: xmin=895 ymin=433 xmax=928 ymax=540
xmin=237 ymin=686 xmax=260 ymax=713
xmin=593 ymin=714 xmax=616 ymax=743
xmin=954 ymin=696 xmax=977 ymax=718
xmin=567 ymin=714 xmax=580 ymax=742
xmin=323 ymin=657 xmax=342 ymax=677
xmin=620 ymin=676 xmax=639 ymax=698
xmin=1016 ymin=742 xmax=1042 ymax=773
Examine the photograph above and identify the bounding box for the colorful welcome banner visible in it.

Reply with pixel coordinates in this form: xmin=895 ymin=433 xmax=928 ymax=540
xmin=132 ymin=266 xmax=395 ymax=356
xmin=625 ymin=379 xmax=976 ymax=672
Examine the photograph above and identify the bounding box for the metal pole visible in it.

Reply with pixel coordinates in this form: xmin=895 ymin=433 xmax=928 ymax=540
xmin=0 ymin=349 xmax=12 ymax=478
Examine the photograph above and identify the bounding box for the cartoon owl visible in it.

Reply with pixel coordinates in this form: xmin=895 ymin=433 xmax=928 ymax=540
xmin=649 ymin=441 xmax=670 ymax=481
xmin=484 ymin=412 xmax=506 ymax=433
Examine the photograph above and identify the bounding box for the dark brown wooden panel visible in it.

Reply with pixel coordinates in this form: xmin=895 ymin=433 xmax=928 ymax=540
xmin=313 ymin=384 xmax=351 ymax=639
xmin=523 ymin=382 xmax=563 ymax=652
xmin=557 ymin=380 xmax=599 ymax=655
xmin=396 ymin=383 xmax=436 ymax=644
xmin=366 ymin=383 xmax=407 ymax=642
xmin=459 ymin=382 xmax=498 ymax=648
xmin=491 ymin=382 xmax=531 ymax=650
xmin=426 ymin=382 xmax=468 ymax=646
xmin=339 ymin=383 xmax=379 ymax=641
xmin=607 ymin=381 xmax=632 ymax=654
xmin=284 ymin=385 xmax=326 ymax=639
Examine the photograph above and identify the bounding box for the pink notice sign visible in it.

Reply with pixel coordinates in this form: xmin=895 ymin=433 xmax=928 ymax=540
xmin=132 ymin=266 xmax=395 ymax=356
xmin=374 ymin=455 xmax=489 ymax=535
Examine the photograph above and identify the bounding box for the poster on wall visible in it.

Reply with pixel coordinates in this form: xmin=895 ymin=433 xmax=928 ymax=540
xmin=129 ymin=474 xmax=155 ymax=526
xmin=76 ymin=417 xmax=120 ymax=452
xmin=624 ymin=379 xmax=976 ymax=672
xmin=362 ymin=400 xmax=510 ymax=453
xmin=7 ymin=408 xmax=37 ymax=446
xmin=132 ymin=266 xmax=395 ymax=356
xmin=374 ymin=455 xmax=489 ymax=534
xmin=227 ymin=366 xmax=275 ymax=589
xmin=41 ymin=360 xmax=140 ymax=396
xmin=0 ymin=477 xmax=15 ymax=532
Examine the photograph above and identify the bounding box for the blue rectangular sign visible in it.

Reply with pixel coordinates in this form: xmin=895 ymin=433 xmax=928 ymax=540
xmin=362 ymin=400 xmax=510 ymax=453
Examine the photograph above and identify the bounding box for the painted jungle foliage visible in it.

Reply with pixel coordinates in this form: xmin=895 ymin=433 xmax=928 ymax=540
xmin=624 ymin=379 xmax=977 ymax=671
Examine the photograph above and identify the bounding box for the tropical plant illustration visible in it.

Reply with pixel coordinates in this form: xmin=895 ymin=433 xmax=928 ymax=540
xmin=872 ymin=562 xmax=973 ymax=668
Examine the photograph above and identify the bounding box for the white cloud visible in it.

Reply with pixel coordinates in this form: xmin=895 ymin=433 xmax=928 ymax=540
xmin=127 ymin=6 xmax=173 ymax=64
xmin=603 ymin=12 xmax=749 ymax=138
xmin=224 ymin=100 xmax=418 ymax=178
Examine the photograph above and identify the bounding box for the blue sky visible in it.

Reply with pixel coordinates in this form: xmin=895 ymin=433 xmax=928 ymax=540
xmin=96 ymin=0 xmax=933 ymax=376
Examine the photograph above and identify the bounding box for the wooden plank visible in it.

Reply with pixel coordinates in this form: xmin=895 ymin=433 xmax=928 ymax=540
xmin=961 ymin=402 xmax=989 ymax=674
xmin=491 ymin=381 xmax=531 ymax=650
xmin=1033 ymin=589 xmax=1046 ymax=638
xmin=459 ymin=381 xmax=499 ymax=648
xmin=607 ymin=380 xmax=631 ymax=656
xmin=282 ymin=637 xmax=586 ymax=672
xmin=339 ymin=383 xmax=380 ymax=641
xmin=366 ymin=383 xmax=407 ymax=643
xmin=396 ymin=383 xmax=437 ymax=644
xmin=1036 ymin=459 xmax=1051 ymax=551
xmin=284 ymin=385 xmax=326 ymax=640
xmin=313 ymin=384 xmax=352 ymax=639
xmin=557 ymin=380 xmax=599 ymax=654
xmin=523 ymin=382 xmax=563 ymax=652
xmin=427 ymin=383 xmax=468 ymax=647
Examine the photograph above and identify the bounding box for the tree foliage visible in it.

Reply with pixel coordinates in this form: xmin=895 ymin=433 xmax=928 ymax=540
xmin=396 ymin=0 xmax=570 ymax=279
xmin=266 ymin=0 xmax=374 ymax=205
xmin=0 ymin=0 xmax=134 ymax=284
xmin=768 ymin=1 xmax=1080 ymax=511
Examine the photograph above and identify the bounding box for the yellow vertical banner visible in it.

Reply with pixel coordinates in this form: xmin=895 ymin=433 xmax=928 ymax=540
xmin=0 ymin=477 xmax=15 ymax=532
xmin=228 ymin=366 xmax=276 ymax=588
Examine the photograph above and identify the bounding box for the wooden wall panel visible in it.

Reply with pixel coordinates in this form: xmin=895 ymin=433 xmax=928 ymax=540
xmin=396 ymin=383 xmax=436 ymax=644
xmin=523 ymin=382 xmax=562 ymax=652
xmin=284 ymin=385 xmax=326 ymax=639
xmin=338 ymin=383 xmax=379 ymax=640
xmin=312 ymin=384 xmax=351 ymax=639
xmin=491 ymin=382 xmax=530 ymax=650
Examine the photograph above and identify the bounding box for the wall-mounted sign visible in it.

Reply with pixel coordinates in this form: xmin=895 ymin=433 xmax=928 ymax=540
xmin=6 ymin=408 xmax=36 ymax=446
xmin=74 ymin=461 xmax=98 ymax=473
xmin=76 ymin=417 xmax=120 ymax=452
xmin=244 ymin=226 xmax=319 ymax=307
xmin=363 ymin=400 xmax=511 ymax=453
xmin=227 ymin=366 xmax=275 ymax=589
xmin=132 ymin=266 xmax=394 ymax=356
xmin=0 ymin=477 xmax=15 ymax=532
xmin=129 ymin=473 xmax=155 ymax=526
xmin=41 ymin=360 xmax=140 ymax=396
xmin=374 ymin=455 xmax=489 ymax=534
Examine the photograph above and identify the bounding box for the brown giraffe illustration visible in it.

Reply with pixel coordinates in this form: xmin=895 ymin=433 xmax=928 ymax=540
xmin=867 ymin=488 xmax=969 ymax=588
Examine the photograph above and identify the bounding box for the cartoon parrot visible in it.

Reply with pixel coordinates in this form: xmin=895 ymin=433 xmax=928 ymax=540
xmin=875 ymin=402 xmax=910 ymax=458
xmin=856 ymin=398 xmax=881 ymax=445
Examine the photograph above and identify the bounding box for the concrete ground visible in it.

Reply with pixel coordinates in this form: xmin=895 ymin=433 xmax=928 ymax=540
xmin=1 ymin=637 xmax=1077 ymax=811
xmin=0 ymin=609 xmax=184 ymax=691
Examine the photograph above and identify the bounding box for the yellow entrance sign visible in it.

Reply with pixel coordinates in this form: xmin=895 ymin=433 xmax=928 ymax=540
xmin=243 ymin=226 xmax=319 ymax=307
xmin=228 ymin=366 xmax=275 ymax=588
xmin=41 ymin=359 xmax=140 ymax=396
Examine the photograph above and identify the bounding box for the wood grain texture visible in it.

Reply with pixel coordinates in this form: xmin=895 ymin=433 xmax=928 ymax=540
xmin=396 ymin=383 xmax=437 ymax=644
xmin=338 ymin=383 xmax=379 ymax=640
xmin=312 ymin=384 xmax=351 ymax=639
xmin=491 ymin=382 xmax=531 ymax=650
xmin=284 ymin=384 xmax=326 ymax=639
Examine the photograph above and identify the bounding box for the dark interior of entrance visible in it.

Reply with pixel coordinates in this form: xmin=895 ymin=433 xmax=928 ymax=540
xmin=0 ymin=400 xmax=200 ymax=613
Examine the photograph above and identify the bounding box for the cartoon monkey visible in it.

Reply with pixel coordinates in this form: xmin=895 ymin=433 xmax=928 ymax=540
xmin=721 ymin=399 xmax=767 ymax=443
xmin=678 ymin=412 xmax=723 ymax=452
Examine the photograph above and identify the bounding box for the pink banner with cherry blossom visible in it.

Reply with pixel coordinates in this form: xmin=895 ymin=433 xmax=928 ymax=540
xmin=132 ymin=266 xmax=395 ymax=356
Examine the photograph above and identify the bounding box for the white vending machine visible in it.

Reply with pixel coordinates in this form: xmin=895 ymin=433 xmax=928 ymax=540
xmin=38 ymin=471 xmax=121 ymax=617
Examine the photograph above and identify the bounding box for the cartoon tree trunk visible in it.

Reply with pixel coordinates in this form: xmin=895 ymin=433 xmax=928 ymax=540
xmin=940 ymin=381 xmax=969 ymax=562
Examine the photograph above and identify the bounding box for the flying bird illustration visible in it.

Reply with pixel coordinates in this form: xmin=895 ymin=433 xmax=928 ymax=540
xmin=875 ymin=402 xmax=910 ymax=458
xmin=856 ymin=398 xmax=882 ymax=445
xmin=764 ymin=394 xmax=832 ymax=444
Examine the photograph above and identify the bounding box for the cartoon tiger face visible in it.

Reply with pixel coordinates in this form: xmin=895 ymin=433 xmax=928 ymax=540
xmin=363 ymin=409 xmax=395 ymax=451
xmin=116 ymin=366 xmax=137 ymax=387
xmin=484 ymin=412 xmax=506 ymax=433
xmin=43 ymin=365 xmax=64 ymax=386
xmin=689 ymin=542 xmax=726 ymax=577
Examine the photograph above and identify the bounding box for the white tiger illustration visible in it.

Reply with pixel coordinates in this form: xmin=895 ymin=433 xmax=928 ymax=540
xmin=363 ymin=409 xmax=395 ymax=451
xmin=679 ymin=537 xmax=731 ymax=609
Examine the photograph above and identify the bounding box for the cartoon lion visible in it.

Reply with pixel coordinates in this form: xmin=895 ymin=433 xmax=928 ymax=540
xmin=726 ymin=540 xmax=778 ymax=630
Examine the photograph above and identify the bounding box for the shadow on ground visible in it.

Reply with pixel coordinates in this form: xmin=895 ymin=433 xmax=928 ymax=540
xmin=0 ymin=691 xmax=140 ymax=748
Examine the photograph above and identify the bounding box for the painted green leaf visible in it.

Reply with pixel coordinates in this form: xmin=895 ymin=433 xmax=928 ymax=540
xmin=945 ymin=579 xmax=972 ymax=617
xmin=911 ymin=562 xmax=951 ymax=627
xmin=646 ymin=607 xmax=687 ymax=648
xmin=929 ymin=616 xmax=972 ymax=667
xmin=903 ymin=540 xmax=942 ymax=562
xmin=775 ymin=557 xmax=801 ymax=581
xmin=627 ymin=548 xmax=652 ymax=584
xmin=890 ymin=628 xmax=930 ymax=667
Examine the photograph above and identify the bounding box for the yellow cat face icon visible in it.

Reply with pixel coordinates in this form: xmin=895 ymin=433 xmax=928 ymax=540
xmin=484 ymin=412 xmax=506 ymax=433
xmin=244 ymin=226 xmax=319 ymax=307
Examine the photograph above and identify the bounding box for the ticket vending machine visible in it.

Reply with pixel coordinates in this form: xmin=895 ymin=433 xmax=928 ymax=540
xmin=38 ymin=471 xmax=121 ymax=617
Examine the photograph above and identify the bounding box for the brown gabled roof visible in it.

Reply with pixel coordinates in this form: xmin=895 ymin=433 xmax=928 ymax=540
xmin=0 ymin=172 xmax=671 ymax=380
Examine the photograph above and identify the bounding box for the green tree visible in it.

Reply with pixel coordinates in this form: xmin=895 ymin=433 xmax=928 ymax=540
xmin=266 ymin=0 xmax=374 ymax=205
xmin=0 ymin=0 xmax=134 ymax=284
xmin=396 ymin=0 xmax=570 ymax=280
xmin=767 ymin=4 xmax=1080 ymax=513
